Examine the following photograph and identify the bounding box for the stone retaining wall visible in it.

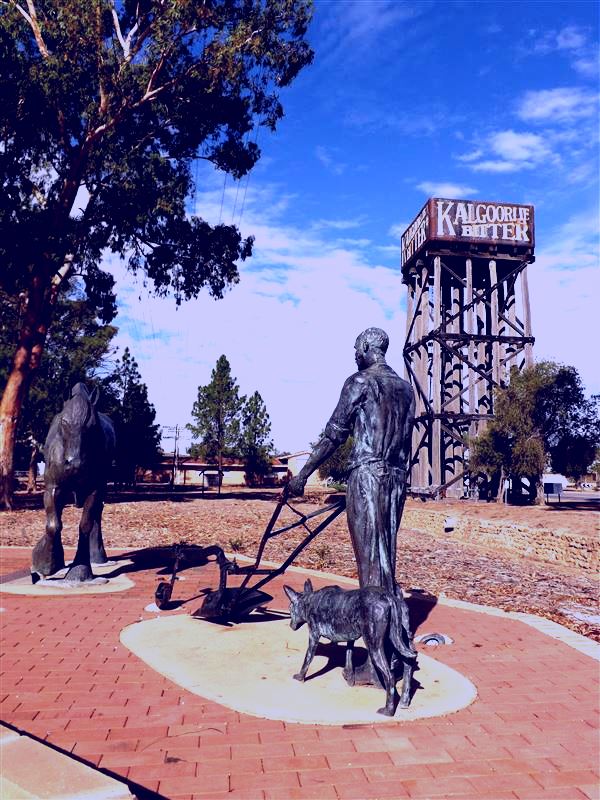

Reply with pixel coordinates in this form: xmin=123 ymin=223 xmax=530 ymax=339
xmin=402 ymin=507 xmax=597 ymax=574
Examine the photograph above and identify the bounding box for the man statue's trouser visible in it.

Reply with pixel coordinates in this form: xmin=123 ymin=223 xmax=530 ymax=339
xmin=345 ymin=460 xmax=407 ymax=682
xmin=346 ymin=460 xmax=407 ymax=591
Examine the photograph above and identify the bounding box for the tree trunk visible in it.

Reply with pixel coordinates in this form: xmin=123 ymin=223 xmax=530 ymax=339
xmin=495 ymin=466 xmax=505 ymax=503
xmin=217 ymin=449 xmax=222 ymax=496
xmin=0 ymin=369 xmax=27 ymax=509
xmin=0 ymin=273 xmax=51 ymax=509
xmin=27 ymin=444 xmax=40 ymax=493
xmin=533 ymin=475 xmax=544 ymax=505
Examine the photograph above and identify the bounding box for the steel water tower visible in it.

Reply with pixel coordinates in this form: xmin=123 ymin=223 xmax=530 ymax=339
xmin=401 ymin=197 xmax=535 ymax=497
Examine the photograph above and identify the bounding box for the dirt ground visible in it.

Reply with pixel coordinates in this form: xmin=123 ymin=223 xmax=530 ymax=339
xmin=1 ymin=489 xmax=598 ymax=642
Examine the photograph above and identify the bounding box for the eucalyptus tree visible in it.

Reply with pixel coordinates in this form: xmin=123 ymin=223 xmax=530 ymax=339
xmin=0 ymin=0 xmax=313 ymax=506
xmin=470 ymin=362 xmax=599 ymax=501
xmin=0 ymin=284 xmax=117 ymax=490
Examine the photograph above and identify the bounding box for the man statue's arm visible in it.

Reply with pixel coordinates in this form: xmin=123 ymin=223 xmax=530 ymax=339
xmin=287 ymin=375 xmax=363 ymax=496
xmin=403 ymin=385 xmax=416 ymax=453
xmin=287 ymin=434 xmax=340 ymax=496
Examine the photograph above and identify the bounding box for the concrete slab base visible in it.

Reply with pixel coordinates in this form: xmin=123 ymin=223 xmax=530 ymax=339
xmin=120 ymin=614 xmax=477 ymax=725
xmin=0 ymin=561 xmax=134 ymax=596
xmin=0 ymin=724 xmax=133 ymax=799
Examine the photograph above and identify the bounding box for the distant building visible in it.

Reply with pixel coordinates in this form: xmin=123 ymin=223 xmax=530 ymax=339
xmin=141 ymin=454 xmax=288 ymax=488
xmin=276 ymin=451 xmax=323 ymax=488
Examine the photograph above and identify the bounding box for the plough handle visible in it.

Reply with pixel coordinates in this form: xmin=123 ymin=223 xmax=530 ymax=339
xmin=245 ymin=484 xmax=290 ymax=572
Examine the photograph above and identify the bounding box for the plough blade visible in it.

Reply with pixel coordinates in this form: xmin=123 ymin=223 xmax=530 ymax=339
xmin=193 ymin=587 xmax=273 ymax=621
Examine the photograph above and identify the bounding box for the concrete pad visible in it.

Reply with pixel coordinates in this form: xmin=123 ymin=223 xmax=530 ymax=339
xmin=0 ymin=725 xmax=133 ymax=799
xmin=120 ymin=614 xmax=477 ymax=725
xmin=0 ymin=561 xmax=134 ymax=596
xmin=0 ymin=777 xmax=38 ymax=799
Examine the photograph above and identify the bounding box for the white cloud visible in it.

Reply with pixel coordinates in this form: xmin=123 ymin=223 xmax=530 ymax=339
xmin=556 ymin=26 xmax=587 ymax=51
xmin=517 ymin=88 xmax=599 ymax=124
xmin=377 ymin=244 xmax=402 ymax=257
xmin=573 ymin=55 xmax=600 ymax=78
xmin=470 ymin=160 xmax=522 ymax=173
xmin=334 ymin=238 xmax=371 ymax=248
xmin=455 ymin=149 xmax=483 ymax=163
xmin=490 ymin=130 xmax=551 ymax=162
xmin=467 ymin=130 xmax=554 ymax=173
xmin=314 ymin=216 xmax=367 ymax=231
xmin=526 ymin=25 xmax=598 ymax=80
xmin=532 ymin=25 xmax=589 ymax=54
xmin=110 ymin=178 xmax=408 ymax=454
xmin=317 ymin=0 xmax=423 ymax=65
xmin=107 ymin=174 xmax=600 ymax=462
xmin=416 ymin=181 xmax=477 ymax=198
xmin=388 ymin=222 xmax=410 ymax=240
xmin=315 ymin=145 xmax=347 ymax=176
xmin=529 ymin=209 xmax=600 ymax=394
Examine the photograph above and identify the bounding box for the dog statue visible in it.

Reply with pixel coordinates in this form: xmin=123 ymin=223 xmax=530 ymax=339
xmin=283 ymin=579 xmax=417 ymax=716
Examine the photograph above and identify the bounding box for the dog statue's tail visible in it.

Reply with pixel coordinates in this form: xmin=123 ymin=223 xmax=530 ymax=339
xmin=390 ymin=586 xmax=417 ymax=659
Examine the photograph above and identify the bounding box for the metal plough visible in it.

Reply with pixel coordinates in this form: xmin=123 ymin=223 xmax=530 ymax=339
xmin=154 ymin=487 xmax=346 ymax=622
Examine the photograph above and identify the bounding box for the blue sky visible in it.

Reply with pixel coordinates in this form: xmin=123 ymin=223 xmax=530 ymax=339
xmin=113 ymin=0 xmax=599 ymax=454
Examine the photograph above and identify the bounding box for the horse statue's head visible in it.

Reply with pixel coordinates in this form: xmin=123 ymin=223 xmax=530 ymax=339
xmin=57 ymin=383 xmax=100 ymax=474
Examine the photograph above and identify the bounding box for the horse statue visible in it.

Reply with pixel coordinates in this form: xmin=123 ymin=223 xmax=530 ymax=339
xmin=32 ymin=383 xmax=116 ymax=582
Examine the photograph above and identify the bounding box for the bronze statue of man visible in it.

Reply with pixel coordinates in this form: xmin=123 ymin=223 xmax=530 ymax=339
xmin=288 ymin=326 xmax=415 ymax=600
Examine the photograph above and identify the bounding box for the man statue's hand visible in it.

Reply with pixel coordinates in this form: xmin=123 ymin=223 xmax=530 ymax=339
xmin=287 ymin=475 xmax=306 ymax=497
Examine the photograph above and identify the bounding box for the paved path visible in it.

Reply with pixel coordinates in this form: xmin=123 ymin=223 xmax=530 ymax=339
xmin=0 ymin=546 xmax=598 ymax=800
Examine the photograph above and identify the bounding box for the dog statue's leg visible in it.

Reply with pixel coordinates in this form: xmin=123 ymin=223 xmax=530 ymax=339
xmin=365 ymin=634 xmax=397 ymax=716
xmin=398 ymin=657 xmax=414 ymax=708
xmin=390 ymin=594 xmax=417 ymax=659
xmin=294 ymin=631 xmax=319 ymax=682
xmin=343 ymin=640 xmax=355 ymax=686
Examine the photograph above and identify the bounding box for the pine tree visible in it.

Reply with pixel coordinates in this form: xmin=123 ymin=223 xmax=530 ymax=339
xmin=240 ymin=391 xmax=274 ymax=486
xmin=109 ymin=348 xmax=161 ymax=487
xmin=188 ymin=355 xmax=243 ymax=494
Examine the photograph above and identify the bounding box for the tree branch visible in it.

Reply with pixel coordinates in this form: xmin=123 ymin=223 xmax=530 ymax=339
xmin=21 ymin=0 xmax=49 ymax=58
xmin=50 ymin=253 xmax=74 ymax=296
xmin=110 ymin=3 xmax=128 ymax=56
xmin=0 ymin=1 xmax=47 ymax=56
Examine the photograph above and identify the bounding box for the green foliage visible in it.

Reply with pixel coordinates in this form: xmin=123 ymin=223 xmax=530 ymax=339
xmin=470 ymin=362 xmax=600 ymax=500
xmin=240 ymin=390 xmax=273 ymax=485
xmin=106 ymin=347 xmax=161 ymax=486
xmin=188 ymin=355 xmax=243 ymax=491
xmin=316 ymin=434 xmax=354 ymax=483
xmin=590 ymin=448 xmax=600 ymax=486
xmin=551 ymin=434 xmax=596 ymax=484
xmin=0 ymin=284 xmax=117 ymax=467
xmin=0 ymin=0 xmax=314 ymax=311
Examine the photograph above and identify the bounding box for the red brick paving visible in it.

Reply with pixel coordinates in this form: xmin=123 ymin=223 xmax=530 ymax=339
xmin=1 ymin=545 xmax=598 ymax=800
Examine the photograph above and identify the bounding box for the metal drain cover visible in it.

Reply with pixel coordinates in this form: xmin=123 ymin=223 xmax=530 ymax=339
xmin=415 ymin=632 xmax=454 ymax=646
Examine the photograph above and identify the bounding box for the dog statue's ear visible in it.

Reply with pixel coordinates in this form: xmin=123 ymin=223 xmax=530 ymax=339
xmin=283 ymin=585 xmax=298 ymax=602
xmin=303 ymin=579 xmax=313 ymax=594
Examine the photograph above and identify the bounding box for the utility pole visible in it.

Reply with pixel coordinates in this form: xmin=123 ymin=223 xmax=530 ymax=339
xmin=162 ymin=425 xmax=180 ymax=489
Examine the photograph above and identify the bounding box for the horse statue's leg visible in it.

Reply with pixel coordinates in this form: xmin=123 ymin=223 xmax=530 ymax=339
xmin=89 ymin=489 xmax=108 ymax=566
xmin=32 ymin=486 xmax=66 ymax=577
xmin=65 ymin=489 xmax=102 ymax=582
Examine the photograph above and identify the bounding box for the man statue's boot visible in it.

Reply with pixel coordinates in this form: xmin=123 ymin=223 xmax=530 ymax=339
xmin=345 ymin=653 xmax=384 ymax=688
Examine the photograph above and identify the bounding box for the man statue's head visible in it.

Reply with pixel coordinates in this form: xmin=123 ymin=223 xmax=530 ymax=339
xmin=354 ymin=327 xmax=389 ymax=370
